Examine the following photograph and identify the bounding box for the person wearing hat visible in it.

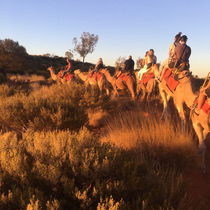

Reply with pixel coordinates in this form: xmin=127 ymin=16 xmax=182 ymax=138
xmin=173 ymin=35 xmax=191 ymax=71
xmin=90 ymin=58 xmax=104 ymax=78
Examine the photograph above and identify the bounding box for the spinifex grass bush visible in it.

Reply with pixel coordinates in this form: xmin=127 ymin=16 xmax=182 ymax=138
xmin=0 ymin=83 xmax=110 ymax=133
xmin=8 ymin=74 xmax=45 ymax=83
xmin=0 ymin=127 xmax=203 ymax=209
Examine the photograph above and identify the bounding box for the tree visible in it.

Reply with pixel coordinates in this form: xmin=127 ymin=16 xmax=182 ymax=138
xmin=73 ymin=32 xmax=99 ymax=70
xmin=65 ymin=50 xmax=74 ymax=59
xmin=115 ymin=56 xmax=126 ymax=69
xmin=0 ymin=39 xmax=28 ymax=73
xmin=136 ymin=57 xmax=144 ymax=69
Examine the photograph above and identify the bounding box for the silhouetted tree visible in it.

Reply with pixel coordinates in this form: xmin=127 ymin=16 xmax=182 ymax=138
xmin=73 ymin=32 xmax=99 ymax=70
xmin=0 ymin=39 xmax=28 ymax=73
xmin=136 ymin=57 xmax=144 ymax=69
xmin=65 ymin=50 xmax=74 ymax=59
xmin=115 ymin=56 xmax=126 ymax=69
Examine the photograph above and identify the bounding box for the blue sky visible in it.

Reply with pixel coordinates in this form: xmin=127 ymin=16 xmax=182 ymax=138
xmin=0 ymin=0 xmax=210 ymax=77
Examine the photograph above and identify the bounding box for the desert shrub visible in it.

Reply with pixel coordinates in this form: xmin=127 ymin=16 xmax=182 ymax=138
xmin=0 ymin=83 xmax=111 ymax=132
xmin=0 ymin=84 xmax=16 ymax=98
xmin=0 ymin=128 xmax=203 ymax=209
xmin=8 ymin=74 xmax=45 ymax=83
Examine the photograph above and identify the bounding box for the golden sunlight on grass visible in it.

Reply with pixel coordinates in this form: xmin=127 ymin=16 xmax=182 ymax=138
xmin=101 ymin=109 xmax=199 ymax=170
xmin=8 ymin=74 xmax=45 ymax=83
xmin=88 ymin=109 xmax=109 ymax=127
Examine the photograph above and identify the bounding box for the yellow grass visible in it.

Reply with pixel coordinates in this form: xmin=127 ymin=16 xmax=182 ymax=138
xmin=88 ymin=109 xmax=109 ymax=127
xmin=8 ymin=74 xmax=45 ymax=83
xmin=101 ymin=109 xmax=199 ymax=170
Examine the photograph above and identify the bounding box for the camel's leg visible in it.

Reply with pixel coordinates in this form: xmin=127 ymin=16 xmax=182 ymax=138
xmin=159 ymin=89 xmax=169 ymax=121
xmin=104 ymin=79 xmax=110 ymax=95
xmin=176 ymin=104 xmax=186 ymax=133
xmin=84 ymin=80 xmax=89 ymax=91
xmin=127 ymin=83 xmax=136 ymax=100
xmin=98 ymin=82 xmax=103 ymax=95
xmin=174 ymin=93 xmax=186 ymax=133
xmin=141 ymin=89 xmax=146 ymax=101
xmin=193 ymin=122 xmax=206 ymax=173
xmin=147 ymin=92 xmax=152 ymax=104
xmin=136 ymin=83 xmax=141 ymax=99
xmin=112 ymin=84 xmax=119 ymax=98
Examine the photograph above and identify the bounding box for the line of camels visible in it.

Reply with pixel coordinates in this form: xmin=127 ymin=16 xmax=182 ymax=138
xmin=47 ymin=65 xmax=209 ymax=173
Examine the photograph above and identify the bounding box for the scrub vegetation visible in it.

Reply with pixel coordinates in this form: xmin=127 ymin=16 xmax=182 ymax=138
xmin=0 ymin=79 xmax=203 ymax=209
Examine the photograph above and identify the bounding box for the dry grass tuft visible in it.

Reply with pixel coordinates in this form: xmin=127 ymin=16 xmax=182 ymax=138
xmin=8 ymin=74 xmax=45 ymax=83
xmin=101 ymin=108 xmax=199 ymax=170
xmin=88 ymin=109 xmax=109 ymax=127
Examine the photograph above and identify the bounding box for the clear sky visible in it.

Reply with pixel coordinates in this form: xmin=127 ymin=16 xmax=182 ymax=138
xmin=0 ymin=0 xmax=210 ymax=77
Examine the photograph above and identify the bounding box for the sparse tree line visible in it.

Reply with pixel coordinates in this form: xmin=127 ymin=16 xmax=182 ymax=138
xmin=0 ymin=33 xmax=143 ymax=78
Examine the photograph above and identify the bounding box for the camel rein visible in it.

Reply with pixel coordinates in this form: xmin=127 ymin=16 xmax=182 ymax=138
xmin=174 ymin=71 xmax=192 ymax=84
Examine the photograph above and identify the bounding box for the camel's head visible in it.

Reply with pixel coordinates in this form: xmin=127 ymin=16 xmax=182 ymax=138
xmin=149 ymin=63 xmax=160 ymax=74
xmin=100 ymin=68 xmax=108 ymax=74
xmin=74 ymin=69 xmax=81 ymax=74
xmin=47 ymin=66 xmax=53 ymax=71
xmin=89 ymin=66 xmax=94 ymax=71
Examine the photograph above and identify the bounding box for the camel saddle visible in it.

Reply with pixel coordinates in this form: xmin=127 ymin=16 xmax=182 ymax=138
xmin=194 ymin=96 xmax=210 ymax=115
xmin=87 ymin=72 xmax=103 ymax=81
xmin=57 ymin=71 xmax=63 ymax=78
xmin=140 ymin=73 xmax=155 ymax=87
xmin=117 ymin=72 xmax=132 ymax=81
xmin=63 ymin=73 xmax=74 ymax=81
xmin=163 ymin=69 xmax=179 ymax=93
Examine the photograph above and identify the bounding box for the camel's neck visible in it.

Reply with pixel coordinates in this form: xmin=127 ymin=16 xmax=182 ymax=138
xmin=104 ymin=71 xmax=113 ymax=83
xmin=182 ymin=79 xmax=197 ymax=108
xmin=152 ymin=68 xmax=159 ymax=78
xmin=48 ymin=69 xmax=57 ymax=81
xmin=77 ymin=72 xmax=87 ymax=81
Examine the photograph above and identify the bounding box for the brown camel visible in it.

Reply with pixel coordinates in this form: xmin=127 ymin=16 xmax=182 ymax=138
xmin=74 ymin=69 xmax=110 ymax=95
xmin=47 ymin=66 xmax=76 ymax=84
xmin=135 ymin=71 xmax=158 ymax=102
xmin=100 ymin=69 xmax=136 ymax=100
xmin=150 ymin=64 xmax=208 ymax=173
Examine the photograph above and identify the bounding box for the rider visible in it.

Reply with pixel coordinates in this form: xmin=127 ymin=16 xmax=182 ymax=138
xmin=173 ymin=35 xmax=191 ymax=71
xmin=158 ymin=32 xmax=182 ymax=81
xmin=115 ymin=55 xmax=135 ymax=79
xmin=138 ymin=49 xmax=157 ymax=80
xmin=168 ymin=32 xmax=182 ymax=65
xmin=61 ymin=59 xmax=73 ymax=78
xmin=122 ymin=55 xmax=135 ymax=74
xmin=90 ymin=58 xmax=103 ymax=78
xmin=137 ymin=51 xmax=148 ymax=80
xmin=194 ymin=75 xmax=210 ymax=115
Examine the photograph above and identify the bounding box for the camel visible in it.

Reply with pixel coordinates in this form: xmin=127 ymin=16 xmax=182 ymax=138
xmin=74 ymin=69 xmax=110 ymax=95
xmin=150 ymin=64 xmax=208 ymax=173
xmin=47 ymin=66 xmax=76 ymax=84
xmin=100 ymin=68 xmax=136 ymax=100
xmin=135 ymin=71 xmax=158 ymax=102
xmin=149 ymin=64 xmax=193 ymax=126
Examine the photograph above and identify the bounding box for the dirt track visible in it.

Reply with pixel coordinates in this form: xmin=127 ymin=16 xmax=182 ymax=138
xmin=184 ymin=136 xmax=210 ymax=209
